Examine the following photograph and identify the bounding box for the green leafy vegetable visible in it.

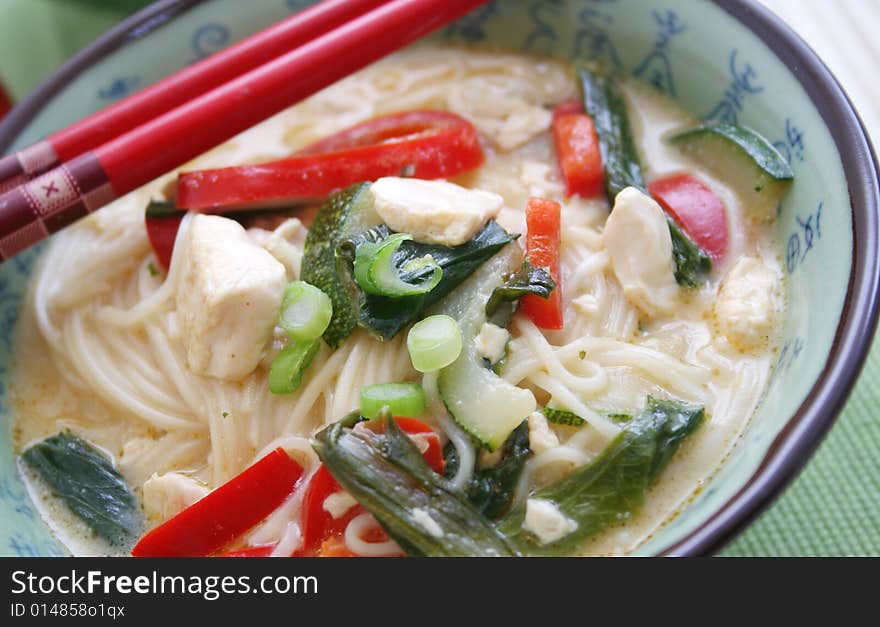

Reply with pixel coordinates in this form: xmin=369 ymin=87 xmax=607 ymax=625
xmin=485 ymin=260 xmax=556 ymax=325
xmin=464 ymin=421 xmax=532 ymax=519
xmin=668 ymin=217 xmax=712 ymax=287
xmin=579 ymin=65 xmax=644 ymax=201
xmin=144 ymin=199 xmax=183 ymax=218
xmin=21 ymin=432 xmax=142 ymax=547
xmin=542 ymin=406 xmax=586 ymax=427
xmin=497 ymin=397 xmax=704 ymax=555
xmin=313 ymin=412 xmax=519 ymax=556
xmin=578 ymin=65 xmax=712 ymax=286
xmin=543 ymin=406 xmax=631 ymax=428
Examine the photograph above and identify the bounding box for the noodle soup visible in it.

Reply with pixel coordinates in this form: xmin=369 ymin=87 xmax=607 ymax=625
xmin=12 ymin=46 xmax=786 ymax=557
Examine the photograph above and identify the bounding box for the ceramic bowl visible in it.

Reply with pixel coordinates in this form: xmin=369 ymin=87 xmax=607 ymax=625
xmin=0 ymin=0 xmax=877 ymax=556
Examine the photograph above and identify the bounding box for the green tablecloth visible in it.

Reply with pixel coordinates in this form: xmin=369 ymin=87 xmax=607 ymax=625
xmin=0 ymin=0 xmax=877 ymax=557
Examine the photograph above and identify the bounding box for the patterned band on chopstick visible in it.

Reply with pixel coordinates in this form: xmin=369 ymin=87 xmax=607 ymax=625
xmin=0 ymin=141 xmax=60 ymax=194
xmin=0 ymin=153 xmax=115 ymax=261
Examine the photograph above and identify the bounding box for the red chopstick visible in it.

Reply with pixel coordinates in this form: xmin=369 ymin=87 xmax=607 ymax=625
xmin=0 ymin=0 xmax=489 ymax=262
xmin=0 ymin=0 xmax=387 ymax=194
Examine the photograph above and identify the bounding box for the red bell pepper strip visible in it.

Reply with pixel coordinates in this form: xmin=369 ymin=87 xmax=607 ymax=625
xmin=552 ymin=100 xmax=604 ymax=199
xmin=175 ymin=110 xmax=485 ymax=211
xmin=132 ymin=448 xmax=304 ymax=557
xmin=145 ymin=211 xmax=184 ymax=272
xmin=521 ymin=197 xmax=563 ymax=330
xmin=648 ymin=173 xmax=728 ymax=261
xmin=298 ymin=417 xmax=443 ymax=557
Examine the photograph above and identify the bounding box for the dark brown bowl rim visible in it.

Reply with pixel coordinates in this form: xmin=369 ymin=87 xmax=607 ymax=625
xmin=0 ymin=0 xmax=877 ymax=556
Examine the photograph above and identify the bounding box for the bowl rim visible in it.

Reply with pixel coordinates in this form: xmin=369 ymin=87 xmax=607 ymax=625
xmin=0 ymin=0 xmax=878 ymax=557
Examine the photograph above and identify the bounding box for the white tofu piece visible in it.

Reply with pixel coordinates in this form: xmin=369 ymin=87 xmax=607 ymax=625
xmin=175 ymin=214 xmax=287 ymax=381
xmin=142 ymin=472 xmax=209 ymax=522
xmin=370 ymin=177 xmax=502 ymax=246
xmin=475 ymin=322 xmax=510 ymax=365
xmin=527 ymin=411 xmax=560 ymax=455
xmin=603 ymin=187 xmax=679 ymax=317
xmin=322 ymin=491 xmax=359 ymax=520
xmin=523 ymin=498 xmax=578 ymax=545
xmin=714 ymin=257 xmax=779 ymax=352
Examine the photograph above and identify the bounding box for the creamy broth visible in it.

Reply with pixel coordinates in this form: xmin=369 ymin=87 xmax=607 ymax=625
xmin=11 ymin=46 xmax=782 ymax=557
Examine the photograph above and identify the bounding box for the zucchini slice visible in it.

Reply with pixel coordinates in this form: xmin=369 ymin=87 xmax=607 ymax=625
xmin=301 ymin=183 xmax=382 ymax=348
xmin=433 ymin=244 xmax=537 ymax=451
xmin=670 ymin=123 xmax=793 ymax=223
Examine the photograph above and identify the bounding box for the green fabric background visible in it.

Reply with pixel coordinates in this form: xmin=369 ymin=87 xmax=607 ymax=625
xmin=0 ymin=0 xmax=876 ymax=557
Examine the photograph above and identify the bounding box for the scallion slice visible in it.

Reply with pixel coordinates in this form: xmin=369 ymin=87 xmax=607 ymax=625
xmin=279 ymin=281 xmax=333 ymax=341
xmin=268 ymin=340 xmax=320 ymax=394
xmin=407 ymin=315 xmax=462 ymax=373
xmin=354 ymin=233 xmax=442 ymax=297
xmin=360 ymin=382 xmax=426 ymax=419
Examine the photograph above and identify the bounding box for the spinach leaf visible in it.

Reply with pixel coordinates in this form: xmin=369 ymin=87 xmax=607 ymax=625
xmin=579 ymin=64 xmax=644 ymax=201
xmin=497 ymin=397 xmax=704 ymax=555
xmin=21 ymin=431 xmax=142 ymax=548
xmin=465 ymin=420 xmax=532 ymax=519
xmin=542 ymin=407 xmax=631 ymax=428
xmin=485 ymin=260 xmax=556 ymax=326
xmin=542 ymin=406 xmax=586 ymax=427
xmin=350 ymin=220 xmax=516 ymax=339
xmin=578 ymin=65 xmax=712 ymax=286
xmin=668 ymin=216 xmax=713 ymax=288
xmin=313 ymin=413 xmax=518 ymax=557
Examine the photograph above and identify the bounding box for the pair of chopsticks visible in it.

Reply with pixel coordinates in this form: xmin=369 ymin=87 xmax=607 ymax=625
xmin=0 ymin=0 xmax=489 ymax=261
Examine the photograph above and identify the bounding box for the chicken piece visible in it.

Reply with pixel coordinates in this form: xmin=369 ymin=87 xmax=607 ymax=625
xmin=713 ymin=257 xmax=779 ymax=352
xmin=175 ymin=214 xmax=287 ymax=381
xmin=142 ymin=471 xmax=209 ymax=523
xmin=370 ymin=177 xmax=502 ymax=246
xmin=603 ymin=187 xmax=679 ymax=317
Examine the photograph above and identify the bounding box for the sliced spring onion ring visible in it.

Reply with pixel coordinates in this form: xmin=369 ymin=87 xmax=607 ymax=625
xmin=360 ymin=382 xmax=426 ymax=419
xmin=279 ymin=281 xmax=333 ymax=341
xmin=407 ymin=315 xmax=462 ymax=373
xmin=268 ymin=340 xmax=321 ymax=394
xmin=354 ymin=233 xmax=442 ymax=297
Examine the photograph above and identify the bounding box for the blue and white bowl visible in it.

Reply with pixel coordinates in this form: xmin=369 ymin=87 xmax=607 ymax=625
xmin=0 ymin=0 xmax=877 ymax=556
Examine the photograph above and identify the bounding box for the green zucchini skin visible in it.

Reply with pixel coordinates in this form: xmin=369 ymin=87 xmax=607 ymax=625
xmin=432 ymin=244 xmax=537 ymax=451
xmin=301 ymin=183 xmax=382 ymax=348
xmin=21 ymin=431 xmax=142 ymax=548
xmin=670 ymin=123 xmax=794 ymax=181
xmin=670 ymin=123 xmax=794 ymax=222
